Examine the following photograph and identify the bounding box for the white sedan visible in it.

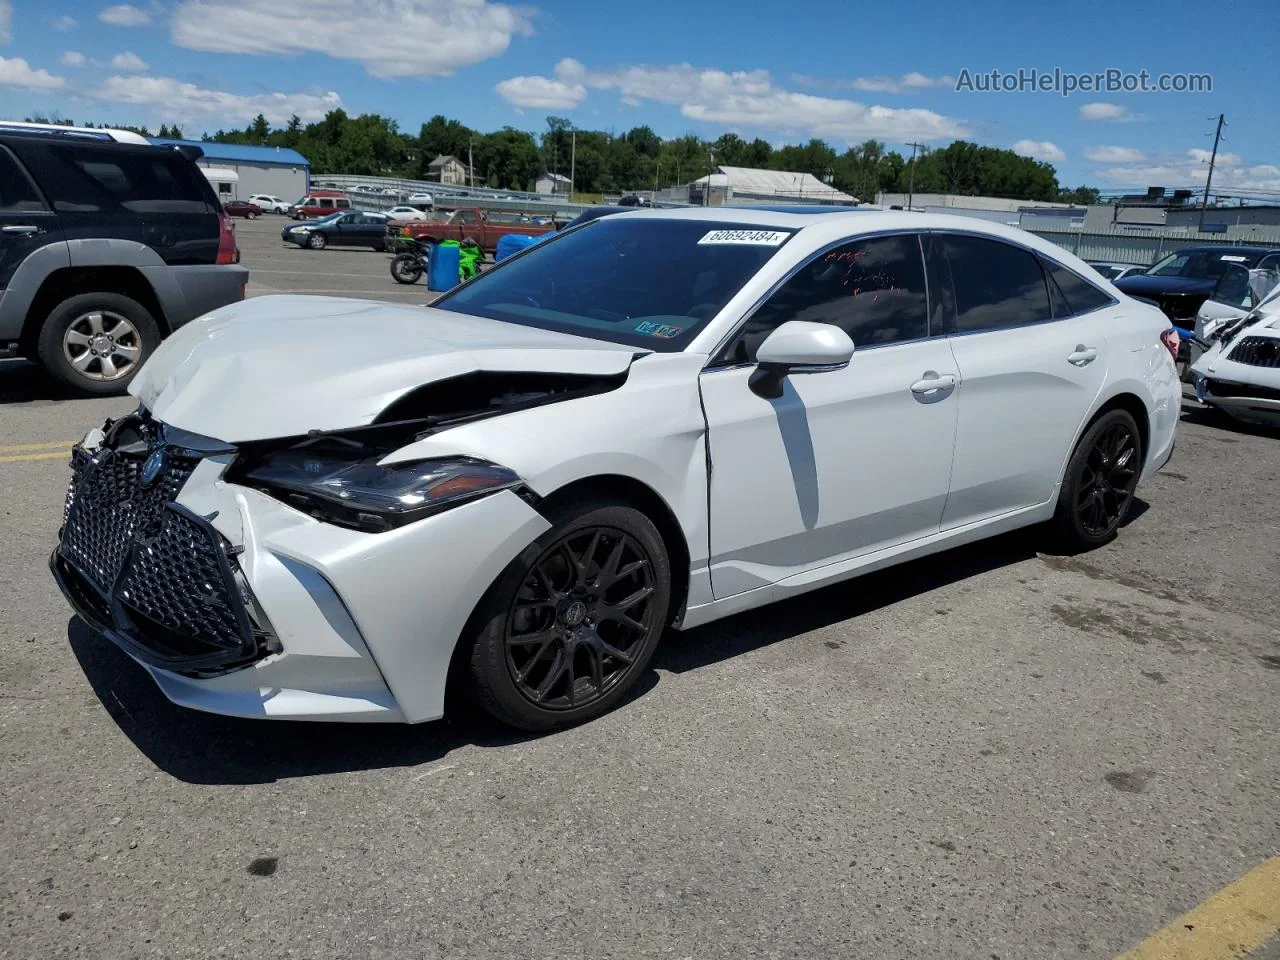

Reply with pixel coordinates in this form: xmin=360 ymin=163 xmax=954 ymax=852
xmin=384 ymin=205 xmax=434 ymax=221
xmin=248 ymin=194 xmax=290 ymax=214
xmin=51 ymin=208 xmax=1180 ymax=730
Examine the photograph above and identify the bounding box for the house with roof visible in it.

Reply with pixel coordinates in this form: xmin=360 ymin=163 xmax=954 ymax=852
xmin=535 ymin=171 xmax=573 ymax=195
xmin=148 ymin=138 xmax=310 ymax=202
xmin=427 ymin=155 xmax=472 ymax=186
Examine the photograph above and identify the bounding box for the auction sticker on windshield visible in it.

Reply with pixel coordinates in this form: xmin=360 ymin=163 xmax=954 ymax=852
xmin=698 ymin=229 xmax=790 ymax=246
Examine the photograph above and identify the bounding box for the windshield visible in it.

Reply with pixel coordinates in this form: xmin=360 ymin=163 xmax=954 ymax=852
xmin=435 ymin=218 xmax=794 ymax=351
xmin=1147 ymin=250 xmax=1256 ymax=280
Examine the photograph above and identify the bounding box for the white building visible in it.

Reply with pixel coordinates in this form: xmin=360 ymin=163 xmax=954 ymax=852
xmin=535 ymin=172 xmax=573 ymax=195
xmin=695 ymin=166 xmax=859 ymax=205
xmin=149 ymin=138 xmax=310 ymax=202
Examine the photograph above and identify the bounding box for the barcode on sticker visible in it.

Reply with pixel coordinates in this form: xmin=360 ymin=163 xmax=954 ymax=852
xmin=698 ymin=229 xmax=789 ymax=246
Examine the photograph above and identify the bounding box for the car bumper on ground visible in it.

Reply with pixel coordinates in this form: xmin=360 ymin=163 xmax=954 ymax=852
xmin=53 ymin=452 xmax=551 ymax=724
xmin=1194 ymin=374 xmax=1280 ymax=425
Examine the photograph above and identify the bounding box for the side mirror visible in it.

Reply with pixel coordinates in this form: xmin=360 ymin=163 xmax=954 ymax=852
xmin=750 ymin=321 xmax=854 ymax=399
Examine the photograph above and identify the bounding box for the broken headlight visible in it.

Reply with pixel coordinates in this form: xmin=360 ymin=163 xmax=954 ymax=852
xmin=241 ymin=449 xmax=522 ymax=533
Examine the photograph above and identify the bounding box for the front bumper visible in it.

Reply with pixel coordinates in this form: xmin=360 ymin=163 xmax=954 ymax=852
xmin=1194 ymin=375 xmax=1280 ymax=425
xmin=53 ymin=438 xmax=550 ymax=723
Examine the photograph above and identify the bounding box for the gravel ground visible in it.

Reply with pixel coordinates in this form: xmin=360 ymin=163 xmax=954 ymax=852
xmin=1 ymin=216 xmax=1277 ymax=959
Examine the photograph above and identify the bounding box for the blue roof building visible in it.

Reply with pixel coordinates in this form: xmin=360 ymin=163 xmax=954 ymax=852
xmin=149 ymin=138 xmax=311 ymax=202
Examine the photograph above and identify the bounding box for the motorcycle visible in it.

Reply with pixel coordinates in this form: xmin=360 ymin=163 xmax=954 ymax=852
xmin=389 ymin=237 xmax=429 ymax=285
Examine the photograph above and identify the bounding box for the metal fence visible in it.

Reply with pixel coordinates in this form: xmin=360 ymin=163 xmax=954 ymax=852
xmin=316 ymin=174 xmax=620 ymax=220
xmin=1026 ymin=224 xmax=1280 ymax=265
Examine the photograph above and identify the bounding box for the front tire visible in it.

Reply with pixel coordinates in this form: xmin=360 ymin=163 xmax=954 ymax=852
xmin=1050 ymin=409 xmax=1143 ymax=550
xmin=36 ymin=292 xmax=160 ymax=397
xmin=307 ymin=232 xmax=327 ymax=250
xmin=466 ymin=499 xmax=671 ymax=731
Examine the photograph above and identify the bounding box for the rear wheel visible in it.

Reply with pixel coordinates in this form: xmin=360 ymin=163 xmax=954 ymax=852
xmin=36 ymin=292 xmax=160 ymax=397
xmin=390 ymin=253 xmax=423 ymax=284
xmin=1051 ymin=409 xmax=1143 ymax=549
xmin=466 ymin=499 xmax=671 ymax=730
xmin=307 ymin=232 xmax=327 ymax=250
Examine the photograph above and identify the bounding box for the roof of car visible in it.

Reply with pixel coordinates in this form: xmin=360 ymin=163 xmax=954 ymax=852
xmin=1168 ymin=245 xmax=1280 ymax=257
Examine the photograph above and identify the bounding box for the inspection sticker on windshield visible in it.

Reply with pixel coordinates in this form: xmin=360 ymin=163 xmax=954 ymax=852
xmin=1220 ymin=255 xmax=1249 ymax=262
xmin=697 ymin=229 xmax=789 ymax=246
xmin=635 ymin=320 xmax=683 ymax=339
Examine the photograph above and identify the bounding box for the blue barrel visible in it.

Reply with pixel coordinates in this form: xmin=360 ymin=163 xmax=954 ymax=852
xmin=427 ymin=243 xmax=461 ymax=291
xmin=496 ymin=233 xmax=540 ymax=262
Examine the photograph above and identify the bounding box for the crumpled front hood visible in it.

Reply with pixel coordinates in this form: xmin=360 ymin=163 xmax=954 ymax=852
xmin=130 ymin=296 xmax=641 ymax=442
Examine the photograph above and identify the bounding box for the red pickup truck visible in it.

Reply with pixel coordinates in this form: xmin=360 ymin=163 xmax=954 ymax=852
xmin=392 ymin=207 xmax=555 ymax=253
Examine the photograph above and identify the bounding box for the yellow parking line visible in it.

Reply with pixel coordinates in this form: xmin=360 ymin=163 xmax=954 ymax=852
xmin=0 ymin=450 xmax=71 ymax=463
xmin=1117 ymin=856 xmax=1280 ymax=960
xmin=0 ymin=441 xmax=77 ymax=453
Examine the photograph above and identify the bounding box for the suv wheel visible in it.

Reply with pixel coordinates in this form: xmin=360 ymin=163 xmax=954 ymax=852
xmin=36 ymin=293 xmax=160 ymax=397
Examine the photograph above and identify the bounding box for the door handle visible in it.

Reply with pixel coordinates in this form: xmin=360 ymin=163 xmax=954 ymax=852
xmin=1068 ymin=345 xmax=1099 ymax=366
xmin=1 ymin=225 xmax=41 ymax=235
xmin=910 ymin=373 xmax=957 ymax=395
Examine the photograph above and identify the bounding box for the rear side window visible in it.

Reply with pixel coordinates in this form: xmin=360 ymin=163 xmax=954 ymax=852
xmin=336 ymin=199 xmax=350 ymax=209
xmin=1043 ymin=259 xmax=1114 ymax=315
xmin=320 ymin=198 xmax=334 ymax=209
xmin=941 ymin=235 xmax=1051 ymax=332
xmin=736 ymin=234 xmax=929 ymax=358
xmin=44 ymin=146 xmax=212 ymax=215
xmin=0 ymin=147 xmax=45 ymax=213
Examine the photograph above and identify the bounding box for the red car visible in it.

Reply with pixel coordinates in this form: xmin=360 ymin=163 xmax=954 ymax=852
xmin=223 ymin=200 xmax=263 ymax=219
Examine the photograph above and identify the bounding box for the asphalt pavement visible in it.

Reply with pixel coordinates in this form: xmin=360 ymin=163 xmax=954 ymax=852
xmin=1 ymin=216 xmax=1277 ymax=959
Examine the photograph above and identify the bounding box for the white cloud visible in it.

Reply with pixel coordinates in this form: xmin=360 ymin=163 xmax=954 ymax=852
xmin=99 ymin=4 xmax=152 ymax=25
xmin=495 ymin=62 xmax=586 ymax=110
xmin=1079 ymin=102 xmax=1138 ymax=122
xmin=171 ymin=0 xmax=533 ymax=79
xmin=1188 ymin=147 xmax=1241 ymax=167
xmin=1093 ymin=148 xmax=1280 ymax=193
xmin=60 ymin=51 xmax=87 ymax=67
xmin=1011 ymin=139 xmax=1065 ymax=163
xmin=0 ymin=56 xmax=66 ymax=90
xmin=52 ymin=14 xmax=78 ymax=31
xmin=502 ymin=60 xmax=969 ymax=143
xmin=108 ymin=51 xmax=148 ymax=70
xmin=1084 ymin=145 xmax=1146 ymax=163
xmin=0 ymin=0 xmax=11 ymax=43
xmin=852 ymin=72 xmax=955 ymax=93
xmin=94 ymin=73 xmax=341 ymax=125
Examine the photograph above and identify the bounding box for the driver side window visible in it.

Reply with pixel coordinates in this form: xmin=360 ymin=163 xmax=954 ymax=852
xmin=722 ymin=234 xmax=930 ymax=364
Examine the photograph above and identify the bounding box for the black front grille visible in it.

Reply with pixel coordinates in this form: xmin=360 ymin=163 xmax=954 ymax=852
xmin=59 ymin=450 xmax=197 ymax=594
xmin=55 ymin=420 xmax=267 ymax=673
xmin=117 ymin=507 xmax=253 ymax=661
xmin=1227 ymin=336 xmax=1280 ymax=368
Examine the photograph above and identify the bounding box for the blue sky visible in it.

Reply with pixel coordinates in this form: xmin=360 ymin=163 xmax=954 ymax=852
xmin=1 ymin=0 xmax=1275 ymax=195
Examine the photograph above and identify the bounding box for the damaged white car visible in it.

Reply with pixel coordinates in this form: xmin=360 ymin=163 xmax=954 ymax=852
xmin=1192 ymin=265 xmax=1280 ymax=427
xmin=52 ymin=209 xmax=1180 ymax=730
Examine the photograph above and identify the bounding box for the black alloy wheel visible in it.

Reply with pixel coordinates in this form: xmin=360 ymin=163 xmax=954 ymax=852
xmin=1052 ymin=408 xmax=1143 ymax=548
xmin=466 ymin=500 xmax=671 ymax=730
xmin=506 ymin=527 xmax=655 ymax=710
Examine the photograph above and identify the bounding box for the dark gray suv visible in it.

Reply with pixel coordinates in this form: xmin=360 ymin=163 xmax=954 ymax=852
xmin=0 ymin=128 xmax=248 ymax=395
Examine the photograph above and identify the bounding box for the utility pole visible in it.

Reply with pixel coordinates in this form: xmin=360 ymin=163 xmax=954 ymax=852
xmin=1198 ymin=113 xmax=1225 ymax=233
xmin=468 ymin=135 xmax=474 ymax=189
xmin=569 ymin=127 xmax=576 ymax=199
xmin=905 ymin=141 xmax=924 ymax=210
